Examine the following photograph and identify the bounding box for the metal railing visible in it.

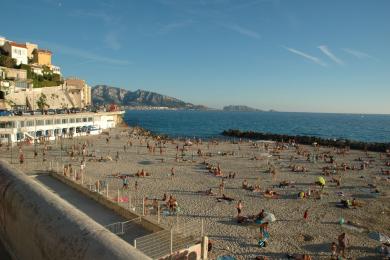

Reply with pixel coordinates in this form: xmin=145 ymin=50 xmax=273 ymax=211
xmin=105 ymin=217 xmax=142 ymax=236
xmin=134 ymin=219 xmax=203 ymax=259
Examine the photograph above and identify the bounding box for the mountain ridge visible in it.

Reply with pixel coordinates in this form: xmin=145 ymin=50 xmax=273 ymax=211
xmin=92 ymin=85 xmax=208 ymax=110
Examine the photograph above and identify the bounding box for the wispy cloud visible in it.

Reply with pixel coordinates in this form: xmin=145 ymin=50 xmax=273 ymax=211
xmin=69 ymin=9 xmax=125 ymax=50
xmin=223 ymin=24 xmax=261 ymax=39
xmin=159 ymin=20 xmax=194 ymax=34
xmin=342 ymin=48 xmax=375 ymax=60
xmin=318 ymin=45 xmax=344 ymax=65
xmin=39 ymin=41 xmax=131 ymax=65
xmin=283 ymin=46 xmax=326 ymax=66
xmin=104 ymin=30 xmax=123 ymax=50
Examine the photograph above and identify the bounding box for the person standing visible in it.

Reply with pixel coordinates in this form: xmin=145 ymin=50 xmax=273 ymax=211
xmin=236 ymin=200 xmax=243 ymax=217
xmin=303 ymin=209 xmax=309 ymax=221
xmin=19 ymin=152 xmax=24 ymax=164
xmin=338 ymin=233 xmax=348 ymax=258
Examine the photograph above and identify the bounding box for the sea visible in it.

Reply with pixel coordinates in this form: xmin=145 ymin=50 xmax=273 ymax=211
xmin=124 ymin=110 xmax=390 ymax=143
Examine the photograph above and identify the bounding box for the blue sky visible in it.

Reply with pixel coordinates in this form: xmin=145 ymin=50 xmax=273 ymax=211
xmin=2 ymin=0 xmax=389 ymax=113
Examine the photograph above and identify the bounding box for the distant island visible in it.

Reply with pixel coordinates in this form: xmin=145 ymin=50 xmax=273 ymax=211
xmin=223 ymin=105 xmax=277 ymax=112
xmin=92 ymin=85 xmax=208 ymax=110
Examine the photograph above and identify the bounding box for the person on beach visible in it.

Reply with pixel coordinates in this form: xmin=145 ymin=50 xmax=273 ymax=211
xmin=135 ymin=180 xmax=138 ymax=191
xmin=171 ymin=167 xmax=175 ymax=178
xmin=122 ymin=177 xmax=129 ymax=189
xmin=19 ymin=152 xmax=24 ymax=164
xmin=303 ymin=209 xmax=309 ymax=221
xmin=236 ymin=200 xmax=243 ymax=217
xmin=338 ymin=233 xmax=348 ymax=258
xmin=330 ymin=242 xmax=337 ymax=259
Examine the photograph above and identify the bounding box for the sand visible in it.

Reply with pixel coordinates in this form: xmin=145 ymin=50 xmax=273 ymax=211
xmin=2 ymin=126 xmax=389 ymax=260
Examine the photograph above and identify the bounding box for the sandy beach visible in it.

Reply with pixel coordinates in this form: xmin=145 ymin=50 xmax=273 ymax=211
xmin=2 ymin=126 xmax=389 ymax=259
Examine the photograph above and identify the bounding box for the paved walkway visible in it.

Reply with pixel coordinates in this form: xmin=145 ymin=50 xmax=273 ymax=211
xmin=32 ymin=174 xmax=151 ymax=244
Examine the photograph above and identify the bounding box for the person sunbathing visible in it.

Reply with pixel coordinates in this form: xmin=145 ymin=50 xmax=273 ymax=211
xmin=251 ymin=184 xmax=261 ymax=193
xmin=351 ymin=198 xmax=364 ymax=207
xmin=198 ymin=188 xmax=216 ymax=196
xmin=217 ymin=194 xmax=234 ymax=202
xmin=264 ymin=189 xmax=279 ymax=198
xmin=381 ymin=168 xmax=390 ymax=175
xmin=278 ymin=180 xmax=291 ymax=188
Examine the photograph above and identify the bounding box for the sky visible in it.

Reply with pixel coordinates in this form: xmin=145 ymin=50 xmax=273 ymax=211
xmin=1 ymin=0 xmax=389 ymax=114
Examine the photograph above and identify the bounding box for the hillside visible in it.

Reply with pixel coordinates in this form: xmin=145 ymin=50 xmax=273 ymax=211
xmin=92 ymin=85 xmax=207 ymax=109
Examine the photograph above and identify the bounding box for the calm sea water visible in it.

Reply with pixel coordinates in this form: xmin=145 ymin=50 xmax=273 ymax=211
xmin=124 ymin=110 xmax=390 ymax=143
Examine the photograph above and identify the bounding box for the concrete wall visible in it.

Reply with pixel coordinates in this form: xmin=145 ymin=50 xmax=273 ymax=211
xmin=0 ymin=160 xmax=151 ymax=260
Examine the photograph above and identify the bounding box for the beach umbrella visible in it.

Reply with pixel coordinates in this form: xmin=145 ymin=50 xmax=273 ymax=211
xmin=368 ymin=232 xmax=390 ymax=243
xmin=318 ymin=177 xmax=326 ymax=185
xmin=262 ymin=212 xmax=276 ymax=223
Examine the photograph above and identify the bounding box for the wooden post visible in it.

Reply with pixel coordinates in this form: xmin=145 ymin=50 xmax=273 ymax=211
xmin=106 ymin=183 xmax=109 ymax=198
xmin=81 ymin=170 xmax=84 ymax=185
xmin=134 ymin=240 xmax=136 ymax=249
xmin=97 ymin=180 xmax=100 ymax=193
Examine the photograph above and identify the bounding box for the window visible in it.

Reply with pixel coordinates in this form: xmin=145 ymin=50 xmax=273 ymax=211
xmin=0 ymin=121 xmax=14 ymax=128
xmin=70 ymin=118 xmax=75 ymax=123
xmin=62 ymin=118 xmax=68 ymax=124
xmin=55 ymin=119 xmax=61 ymax=124
xmin=20 ymin=121 xmax=25 ymax=127
xmin=26 ymin=120 xmax=34 ymax=126
xmin=76 ymin=118 xmax=81 ymax=123
xmin=88 ymin=117 xmax=93 ymax=122
xmin=36 ymin=120 xmax=44 ymax=126
xmin=83 ymin=118 xmax=87 ymax=122
xmin=45 ymin=119 xmax=53 ymax=125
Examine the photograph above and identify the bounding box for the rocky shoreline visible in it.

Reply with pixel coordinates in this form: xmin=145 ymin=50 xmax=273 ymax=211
xmin=222 ymin=129 xmax=390 ymax=152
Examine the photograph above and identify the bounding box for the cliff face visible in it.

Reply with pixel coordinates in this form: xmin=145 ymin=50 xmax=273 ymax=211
xmin=92 ymin=85 xmax=207 ymax=109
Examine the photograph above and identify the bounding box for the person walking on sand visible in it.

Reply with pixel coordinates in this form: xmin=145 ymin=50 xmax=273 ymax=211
xmin=236 ymin=200 xmax=243 ymax=217
xmin=19 ymin=152 xmax=24 ymax=164
xmin=135 ymin=181 xmax=138 ymax=191
xmin=338 ymin=233 xmax=348 ymax=258
xmin=171 ymin=167 xmax=175 ymax=178
xmin=330 ymin=242 xmax=337 ymax=259
xmin=303 ymin=209 xmax=309 ymax=221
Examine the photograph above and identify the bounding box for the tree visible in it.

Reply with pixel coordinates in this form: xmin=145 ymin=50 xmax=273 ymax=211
xmin=0 ymin=55 xmax=17 ymax=68
xmin=36 ymin=93 xmax=49 ymax=112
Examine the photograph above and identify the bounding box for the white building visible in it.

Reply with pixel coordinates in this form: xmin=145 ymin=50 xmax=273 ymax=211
xmin=49 ymin=65 xmax=61 ymax=75
xmin=0 ymin=111 xmax=124 ymax=144
xmin=3 ymin=42 xmax=28 ymax=65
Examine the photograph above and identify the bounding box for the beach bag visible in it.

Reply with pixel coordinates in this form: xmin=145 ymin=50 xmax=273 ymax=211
xmin=258 ymin=239 xmax=267 ymax=248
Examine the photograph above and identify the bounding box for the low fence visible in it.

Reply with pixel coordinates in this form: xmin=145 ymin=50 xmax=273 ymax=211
xmin=105 ymin=217 xmax=142 ymax=236
xmin=134 ymin=219 xmax=204 ymax=259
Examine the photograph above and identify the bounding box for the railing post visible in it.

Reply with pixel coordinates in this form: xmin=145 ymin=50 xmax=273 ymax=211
xmin=201 ymin=218 xmax=204 ymax=237
xmin=134 ymin=240 xmax=136 ymax=248
xmin=106 ymin=183 xmax=109 ymax=198
xmin=157 ymin=204 xmax=160 ymax=223
xmin=170 ymin=229 xmax=173 ymax=254
xmin=142 ymin=197 xmax=145 ymax=216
